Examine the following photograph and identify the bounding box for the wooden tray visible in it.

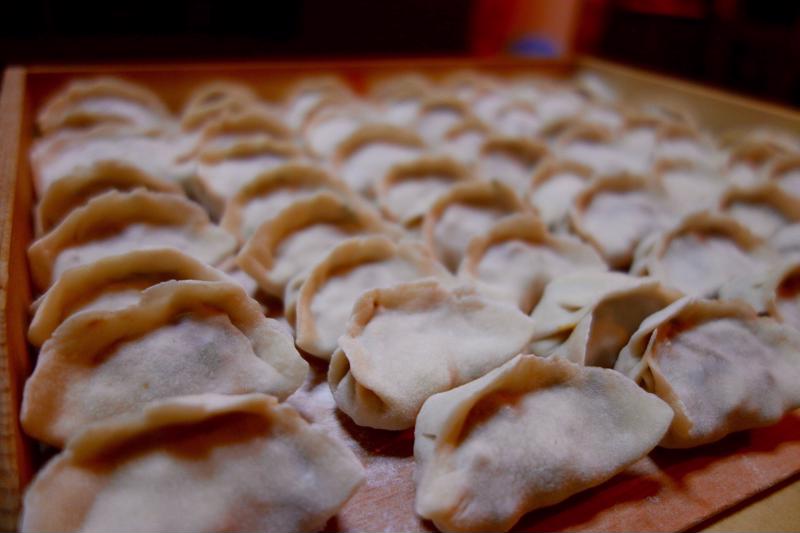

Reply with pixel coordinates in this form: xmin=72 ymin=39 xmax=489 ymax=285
xmin=1 ymin=56 xmax=799 ymax=533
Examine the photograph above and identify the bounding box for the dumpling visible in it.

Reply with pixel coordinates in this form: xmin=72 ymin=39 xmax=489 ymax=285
xmin=414 ymin=97 xmax=471 ymax=145
xmin=476 ymin=136 xmax=549 ymax=198
xmin=36 ymin=77 xmax=169 ymax=135
xmin=220 ymin=162 xmax=356 ymax=241
xmin=459 ymin=213 xmax=607 ymax=313
xmin=191 ymin=108 xmax=291 ymax=159
xmin=491 ymin=100 xmax=541 ymax=137
xmin=414 ymin=354 xmax=673 ymax=533
xmin=631 ymin=211 xmax=774 ymax=296
xmin=528 ymin=159 xmax=592 ymax=228
xmin=655 ymin=159 xmax=725 ymax=216
xmin=615 ymin=297 xmax=800 ymax=448
xmin=27 ymin=190 xmax=236 ymax=290
xmin=301 ymin=102 xmax=372 ymax=158
xmin=769 ymin=155 xmax=800 ymax=198
xmin=570 ymin=174 xmax=674 ymax=268
xmin=440 ymin=70 xmax=499 ymax=103
xmin=328 ymin=280 xmax=536 ymax=430
xmin=21 ymin=280 xmax=308 ymax=447
xmin=369 ymin=73 xmax=431 ymax=127
xmin=720 ymin=260 xmax=800 ymax=331
xmin=528 ymin=271 xmax=678 ymax=360
xmin=718 ymin=182 xmax=800 ymax=238
xmin=333 ymin=124 xmax=425 ymax=197
xmin=726 ymin=137 xmax=790 ymax=186
xmin=28 ymin=248 xmax=227 ymax=347
xmin=188 ymin=138 xmax=300 ymax=218
xmin=282 ymin=76 xmax=353 ymax=131
xmin=376 ymin=156 xmax=472 ymax=228
xmin=652 ymin=123 xmax=718 ymax=168
xmin=30 ymin=127 xmax=192 ymax=197
xmin=236 ymin=191 xmax=392 ymax=297
xmin=20 ymin=393 xmax=363 ymax=532
xmin=423 ymin=180 xmax=525 ymax=271
xmin=35 ymin=159 xmax=183 ymax=236
xmin=437 ymin=118 xmax=490 ymax=165
xmin=557 ymin=123 xmax=648 ymax=176
xmin=581 ymin=103 xmax=625 ymax=132
xmin=179 ymin=81 xmax=259 ymax=132
xmin=289 ymin=235 xmax=450 ymax=359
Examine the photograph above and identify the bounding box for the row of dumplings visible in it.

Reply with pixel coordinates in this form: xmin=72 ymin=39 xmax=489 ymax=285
xmin=19 ymin=72 xmax=800 ymax=532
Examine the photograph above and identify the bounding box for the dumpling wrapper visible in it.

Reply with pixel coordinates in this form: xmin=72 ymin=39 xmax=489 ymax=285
xmin=220 ymin=162 xmax=356 ymax=242
xmin=491 ymin=100 xmax=542 ymax=137
xmin=438 ymin=119 xmax=490 ymax=165
xmin=770 ymin=156 xmax=800 ymax=199
xmin=289 ymin=235 xmax=450 ymax=359
xmin=459 ymin=213 xmax=607 ymax=313
xmin=28 ymin=248 xmax=227 ymax=347
xmin=179 ymin=81 xmax=259 ymax=132
xmin=30 ymin=127 xmax=192 ymax=197
xmin=22 ymin=280 xmax=308 ymax=447
xmin=236 ymin=191 xmax=392 ymax=297
xmin=188 ymin=138 xmax=300 ymax=218
xmin=369 ymin=74 xmax=431 ymax=127
xmin=376 ymin=156 xmax=472 ymax=228
xmin=720 ymin=260 xmax=800 ymax=331
xmin=557 ymin=124 xmax=648 ymax=177
xmin=631 ymin=211 xmax=774 ymax=297
xmin=655 ymin=160 xmax=725 ymax=216
xmin=20 ymin=393 xmax=364 ymax=533
xmin=718 ymin=182 xmax=800 ymax=239
xmin=528 ymin=159 xmax=592 ymax=229
xmin=570 ymin=173 xmax=674 ymax=269
xmin=36 ymin=76 xmax=169 ymax=135
xmin=27 ymin=189 xmax=236 ymax=290
xmin=333 ymin=124 xmax=425 ymax=196
xmin=423 ymin=180 xmax=526 ymax=272
xmin=282 ymin=76 xmax=353 ymax=131
xmin=476 ymin=136 xmax=549 ymax=198
xmin=329 ymin=280 xmax=536 ymax=430
xmin=191 ymin=108 xmax=290 ymax=157
xmin=615 ymin=297 xmax=800 ymax=448
xmin=35 ymin=159 xmax=183 ymax=236
xmin=414 ymin=354 xmax=673 ymax=533
xmin=302 ymin=102 xmax=371 ymax=158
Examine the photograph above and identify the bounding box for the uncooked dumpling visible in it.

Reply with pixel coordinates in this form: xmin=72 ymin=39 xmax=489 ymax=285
xmin=423 ymin=180 xmax=526 ymax=271
xmin=328 ymin=280 xmax=536 ymax=430
xmin=557 ymin=123 xmax=647 ymax=176
xmin=180 ymin=81 xmax=259 ymax=132
xmin=414 ymin=354 xmax=673 ymax=533
xmin=570 ymin=173 xmax=674 ymax=268
xmin=655 ymin=160 xmax=725 ymax=216
xmin=459 ymin=213 xmax=607 ymax=313
xmin=376 ymin=156 xmax=472 ymax=228
xmin=370 ymin=74 xmax=431 ymax=127
xmin=35 ymin=159 xmax=183 ymax=236
xmin=631 ymin=211 xmax=774 ymax=296
xmin=27 ymin=190 xmax=236 ymax=290
xmin=290 ymin=235 xmax=450 ymax=359
xmin=28 ymin=248 xmax=227 ymax=347
xmin=188 ymin=138 xmax=300 ymax=218
xmin=528 ymin=159 xmax=592 ymax=229
xmin=769 ymin=156 xmax=800 ymax=198
xmin=414 ymin=97 xmax=471 ymax=145
xmin=718 ymin=182 xmax=800 ymax=239
xmin=21 ymin=280 xmax=308 ymax=447
xmin=437 ymin=118 xmax=490 ymax=165
xmin=302 ymin=102 xmax=371 ymax=158
xmin=282 ymin=76 xmax=352 ymax=131
xmin=528 ymin=271 xmax=677 ymax=359
xmin=37 ymin=77 xmax=169 ymax=135
xmin=476 ymin=136 xmax=549 ymax=197
xmin=720 ymin=260 xmax=800 ymax=331
xmin=220 ymin=162 xmax=356 ymax=241
xmin=615 ymin=297 xmax=800 ymax=448
xmin=189 ymin=107 xmax=291 ymax=159
xmin=333 ymin=124 xmax=425 ymax=196
xmin=20 ymin=393 xmax=363 ymax=532
xmin=236 ymin=191 xmax=392 ymax=297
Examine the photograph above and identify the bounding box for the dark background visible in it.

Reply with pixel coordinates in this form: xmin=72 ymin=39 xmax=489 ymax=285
xmin=1 ymin=0 xmax=798 ymax=108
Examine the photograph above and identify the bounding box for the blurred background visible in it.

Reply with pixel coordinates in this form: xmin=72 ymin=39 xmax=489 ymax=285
xmin=1 ymin=0 xmax=798 ymax=107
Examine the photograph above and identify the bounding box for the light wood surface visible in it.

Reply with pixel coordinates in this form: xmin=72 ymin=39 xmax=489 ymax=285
xmin=1 ymin=58 xmax=799 ymax=532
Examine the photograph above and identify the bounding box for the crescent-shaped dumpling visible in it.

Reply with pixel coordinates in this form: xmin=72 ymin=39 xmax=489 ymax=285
xmin=27 ymin=189 xmax=236 ymax=290
xmin=414 ymin=97 xmax=471 ymax=145
xmin=220 ymin=163 xmax=356 ymax=242
xmin=423 ymin=180 xmax=526 ymax=271
xmin=631 ymin=211 xmax=774 ymax=296
xmin=718 ymin=182 xmax=800 ymax=239
xmin=328 ymin=280 xmax=536 ymax=430
xmin=720 ymin=259 xmax=800 ymax=331
xmin=414 ymin=354 xmax=673 ymax=532
xmin=21 ymin=280 xmax=308 ymax=447
xmin=528 ymin=159 xmax=592 ymax=229
xmin=615 ymin=297 xmax=800 ymax=448
xmin=28 ymin=248 xmax=227 ymax=347
xmin=35 ymin=159 xmax=183 ymax=236
xmin=459 ymin=213 xmax=607 ymax=313
xmin=236 ymin=192 xmax=392 ymax=297
xmin=289 ymin=235 xmax=450 ymax=359
xmin=476 ymin=136 xmax=549 ymax=198
xmin=20 ymin=393 xmax=363 ymax=532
